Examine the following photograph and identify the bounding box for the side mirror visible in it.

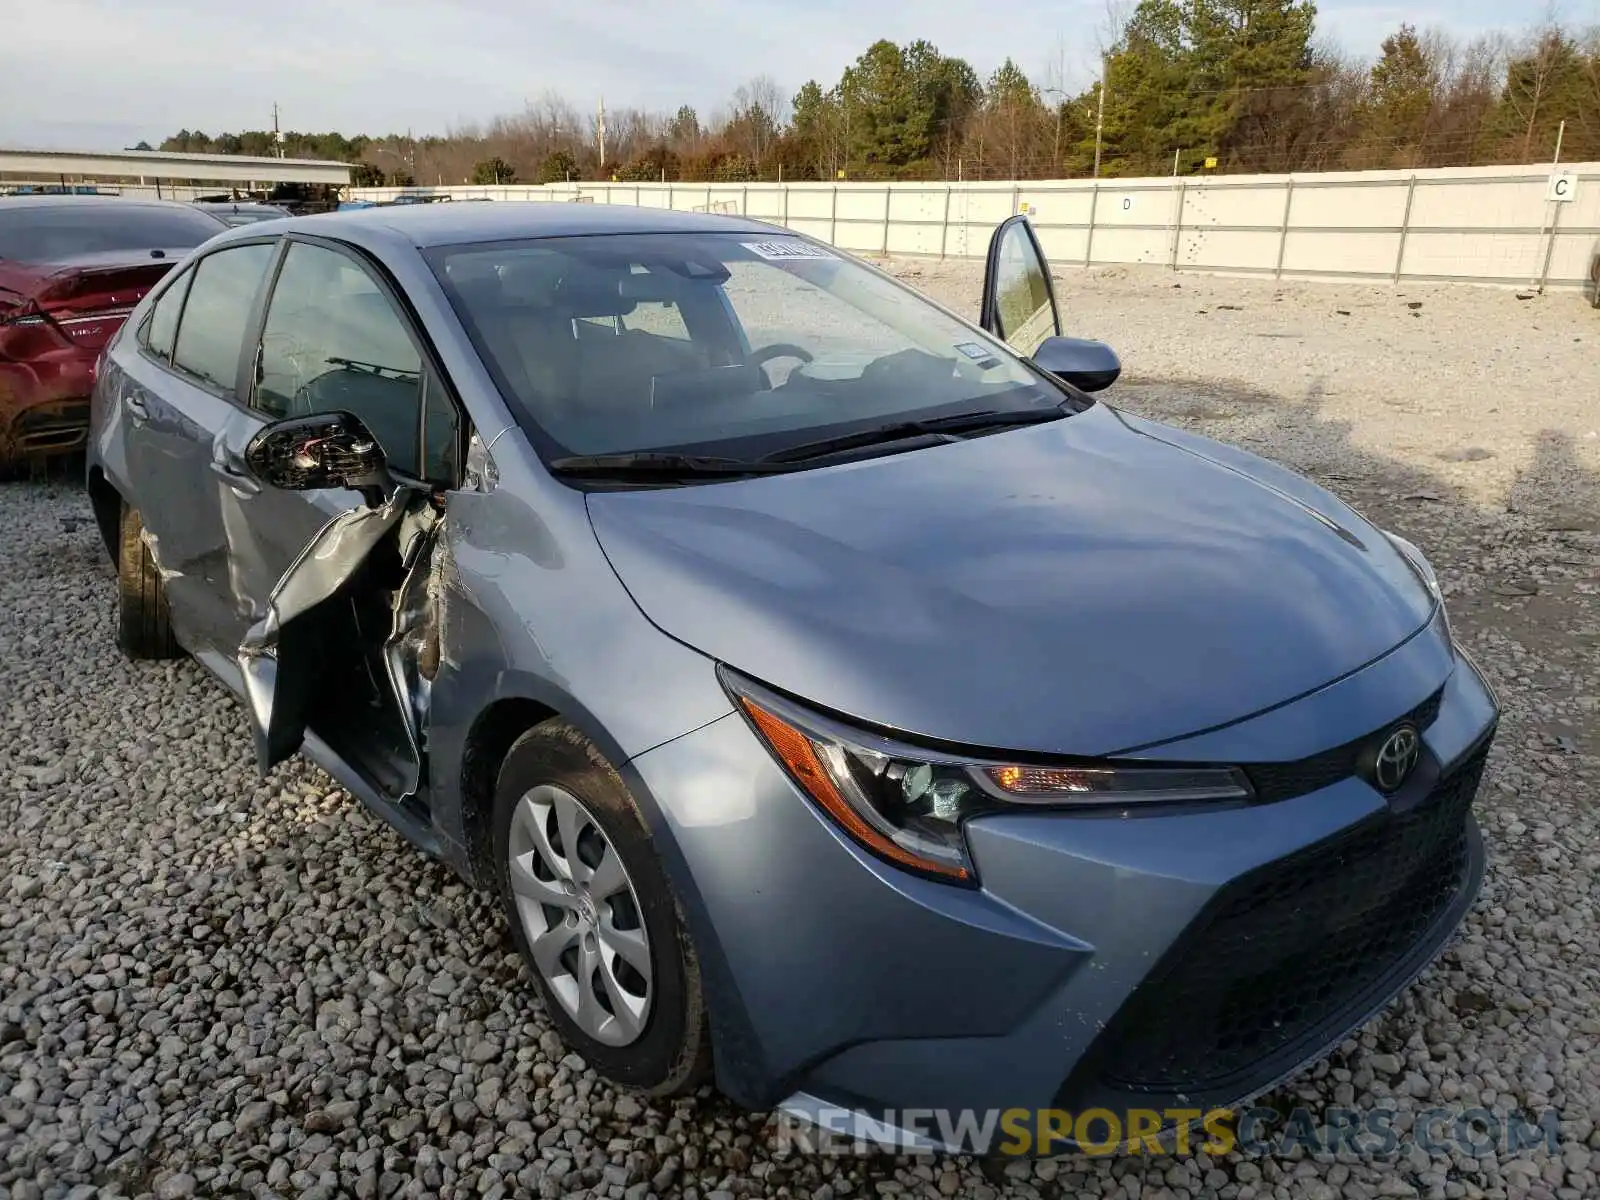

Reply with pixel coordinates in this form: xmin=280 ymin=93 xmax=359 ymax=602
xmin=245 ymin=411 xmax=392 ymax=502
xmin=1031 ymin=336 xmax=1122 ymax=393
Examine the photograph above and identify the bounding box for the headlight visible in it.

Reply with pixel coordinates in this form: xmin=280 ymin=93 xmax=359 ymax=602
xmin=725 ymin=672 xmax=1252 ymax=886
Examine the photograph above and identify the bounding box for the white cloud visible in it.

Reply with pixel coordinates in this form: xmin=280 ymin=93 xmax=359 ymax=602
xmin=0 ymin=0 xmax=1561 ymax=150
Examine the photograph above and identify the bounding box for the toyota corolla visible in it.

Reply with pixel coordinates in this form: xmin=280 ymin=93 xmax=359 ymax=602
xmin=85 ymin=202 xmax=1497 ymax=1149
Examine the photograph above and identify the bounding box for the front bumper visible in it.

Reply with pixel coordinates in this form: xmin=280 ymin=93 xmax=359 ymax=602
xmin=625 ymin=641 xmax=1498 ymax=1150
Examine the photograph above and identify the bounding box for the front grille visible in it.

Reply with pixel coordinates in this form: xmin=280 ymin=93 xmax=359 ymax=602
xmin=1066 ymin=740 xmax=1488 ymax=1104
xmin=1245 ymin=686 xmax=1444 ymax=804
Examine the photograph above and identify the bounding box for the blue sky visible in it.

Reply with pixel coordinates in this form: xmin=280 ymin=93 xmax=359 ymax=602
xmin=0 ymin=0 xmax=1591 ymax=151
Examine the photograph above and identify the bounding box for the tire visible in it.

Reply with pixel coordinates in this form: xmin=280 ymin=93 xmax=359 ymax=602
xmin=117 ymin=503 xmax=181 ymax=660
xmin=492 ymin=719 xmax=711 ymax=1095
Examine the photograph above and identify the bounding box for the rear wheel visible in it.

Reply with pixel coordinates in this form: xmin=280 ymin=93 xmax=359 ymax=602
xmin=492 ymin=719 xmax=710 ymax=1095
xmin=117 ymin=503 xmax=181 ymax=660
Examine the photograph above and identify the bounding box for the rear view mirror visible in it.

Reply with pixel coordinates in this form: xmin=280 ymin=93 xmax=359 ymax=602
xmin=1031 ymin=336 xmax=1122 ymax=393
xmin=245 ymin=411 xmax=392 ymax=502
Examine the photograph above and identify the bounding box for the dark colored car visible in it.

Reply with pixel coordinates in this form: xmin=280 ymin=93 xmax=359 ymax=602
xmin=0 ymin=196 xmax=226 ymax=463
xmin=86 ymin=203 xmax=1496 ymax=1152
xmin=191 ymin=201 xmax=292 ymax=227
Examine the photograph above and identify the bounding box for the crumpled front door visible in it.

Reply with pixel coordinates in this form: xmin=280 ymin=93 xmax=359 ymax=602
xmin=236 ymin=485 xmax=442 ymax=800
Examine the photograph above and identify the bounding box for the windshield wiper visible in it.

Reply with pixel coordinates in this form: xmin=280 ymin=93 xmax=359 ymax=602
xmin=758 ymin=405 xmax=1067 ymax=465
xmin=546 ymin=451 xmax=797 ymax=478
xmin=326 ymin=355 xmax=420 ymax=380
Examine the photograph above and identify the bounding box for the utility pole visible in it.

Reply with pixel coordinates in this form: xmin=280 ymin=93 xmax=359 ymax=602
xmin=597 ymin=96 xmax=607 ymax=171
xmin=1092 ymin=56 xmax=1107 ymax=179
xmin=272 ymin=102 xmax=285 ymax=158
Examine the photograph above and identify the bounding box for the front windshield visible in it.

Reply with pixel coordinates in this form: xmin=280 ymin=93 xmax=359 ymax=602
xmin=427 ymin=232 xmax=1063 ymax=460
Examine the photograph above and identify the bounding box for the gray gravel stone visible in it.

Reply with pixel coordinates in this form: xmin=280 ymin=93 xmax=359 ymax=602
xmin=236 ymin=1100 xmax=273 ymax=1132
xmin=1369 ymin=1053 xmax=1404 ymax=1076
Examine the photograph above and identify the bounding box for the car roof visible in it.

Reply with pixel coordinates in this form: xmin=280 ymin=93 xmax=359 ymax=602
xmin=0 ymin=194 xmax=203 ymax=213
xmin=278 ymin=200 xmax=778 ymax=248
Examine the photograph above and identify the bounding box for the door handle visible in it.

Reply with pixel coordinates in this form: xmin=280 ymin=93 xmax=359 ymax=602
xmin=209 ymin=452 xmax=261 ymax=496
xmin=123 ymin=392 xmax=149 ymax=421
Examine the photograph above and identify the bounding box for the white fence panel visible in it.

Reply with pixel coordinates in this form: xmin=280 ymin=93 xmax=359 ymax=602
xmin=1282 ymin=230 xmax=1399 ymax=277
xmin=350 ymin=161 xmax=1600 ymax=290
xmin=1292 ymin=181 xmax=1412 ymax=230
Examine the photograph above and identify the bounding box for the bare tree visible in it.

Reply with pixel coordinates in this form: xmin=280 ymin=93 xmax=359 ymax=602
xmin=725 ymin=75 xmax=789 ymax=167
xmin=746 ymin=75 xmax=791 ymax=127
xmin=1039 ymin=34 xmax=1075 ymax=174
xmin=1414 ymin=30 xmax=1502 ymax=167
xmin=523 ymin=91 xmax=584 ymax=151
xmin=1503 ymin=24 xmax=1570 ymax=158
xmin=1579 ymin=25 xmax=1600 ymax=157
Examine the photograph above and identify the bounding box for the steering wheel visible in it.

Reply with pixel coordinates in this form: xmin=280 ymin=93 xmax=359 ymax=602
xmin=749 ymin=343 xmax=814 ymax=367
xmin=749 ymin=343 xmax=814 ymax=390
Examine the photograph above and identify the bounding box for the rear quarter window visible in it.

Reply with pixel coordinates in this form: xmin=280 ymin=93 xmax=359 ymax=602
xmin=139 ymin=267 xmax=194 ymax=364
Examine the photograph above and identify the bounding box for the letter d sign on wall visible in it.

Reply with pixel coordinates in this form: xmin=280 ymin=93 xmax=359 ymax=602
xmin=1546 ymin=172 xmax=1577 ymax=203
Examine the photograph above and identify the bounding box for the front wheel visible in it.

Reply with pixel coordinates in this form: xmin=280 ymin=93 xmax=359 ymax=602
xmin=492 ymin=719 xmax=710 ymax=1094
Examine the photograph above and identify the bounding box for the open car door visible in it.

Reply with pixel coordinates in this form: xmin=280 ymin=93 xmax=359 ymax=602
xmin=232 ymin=413 xmax=443 ymax=803
xmin=980 ymin=215 xmax=1062 ymax=356
xmin=980 ymin=216 xmax=1122 ymax=393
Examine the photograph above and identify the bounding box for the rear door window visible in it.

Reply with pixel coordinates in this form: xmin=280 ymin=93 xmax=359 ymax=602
xmin=170 ymin=243 xmax=276 ymax=397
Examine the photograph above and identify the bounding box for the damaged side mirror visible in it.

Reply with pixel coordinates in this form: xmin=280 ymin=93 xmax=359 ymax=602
xmin=245 ymin=411 xmax=393 ymax=505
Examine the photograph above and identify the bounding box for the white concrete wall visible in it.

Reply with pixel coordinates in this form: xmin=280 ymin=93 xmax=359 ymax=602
xmin=350 ymin=161 xmax=1600 ymax=291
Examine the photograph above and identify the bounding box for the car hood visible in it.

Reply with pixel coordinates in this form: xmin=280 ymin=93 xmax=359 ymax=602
xmin=586 ymin=403 xmax=1436 ymax=756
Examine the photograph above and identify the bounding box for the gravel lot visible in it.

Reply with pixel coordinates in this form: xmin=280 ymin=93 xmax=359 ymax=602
xmin=3 ymin=262 xmax=1597 ymax=1200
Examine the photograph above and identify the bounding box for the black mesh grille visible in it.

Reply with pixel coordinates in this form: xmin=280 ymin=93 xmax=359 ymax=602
xmin=1245 ymin=687 xmax=1445 ymax=804
xmin=1075 ymin=740 xmax=1488 ymax=1101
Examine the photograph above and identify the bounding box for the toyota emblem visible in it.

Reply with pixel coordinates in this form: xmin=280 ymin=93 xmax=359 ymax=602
xmin=1373 ymin=725 xmax=1421 ymax=793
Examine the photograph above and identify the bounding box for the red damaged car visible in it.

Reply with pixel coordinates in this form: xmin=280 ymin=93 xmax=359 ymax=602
xmin=0 ymin=196 xmax=227 ymax=464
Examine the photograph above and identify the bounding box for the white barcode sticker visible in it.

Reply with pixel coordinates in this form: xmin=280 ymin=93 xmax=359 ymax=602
xmin=742 ymin=240 xmax=836 ymax=261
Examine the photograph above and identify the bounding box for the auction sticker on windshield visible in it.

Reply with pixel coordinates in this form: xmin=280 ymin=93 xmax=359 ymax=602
xmin=743 ymin=241 xmax=836 ymax=261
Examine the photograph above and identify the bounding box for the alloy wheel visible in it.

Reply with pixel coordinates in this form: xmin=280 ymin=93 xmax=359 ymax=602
xmin=506 ymin=784 xmax=654 ymax=1046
